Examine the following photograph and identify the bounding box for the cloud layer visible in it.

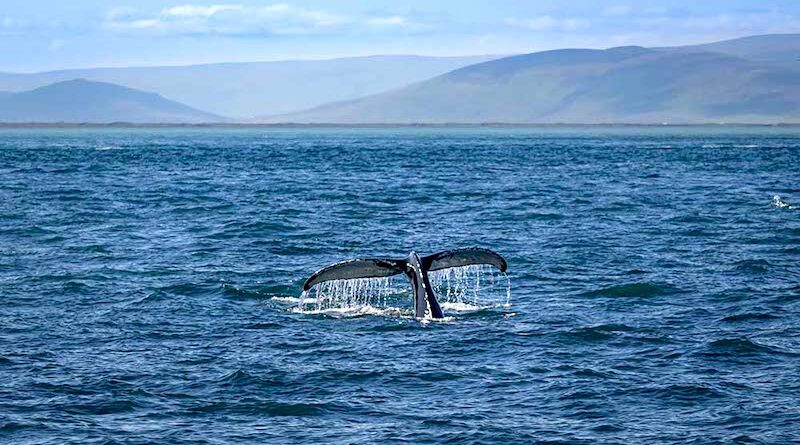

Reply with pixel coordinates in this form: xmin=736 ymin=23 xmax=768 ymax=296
xmin=100 ymin=3 xmax=800 ymax=44
xmin=2 ymin=1 xmax=800 ymax=72
xmin=104 ymin=3 xmax=421 ymax=36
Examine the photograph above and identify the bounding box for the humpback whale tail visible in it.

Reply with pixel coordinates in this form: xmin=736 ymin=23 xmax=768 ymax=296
xmin=303 ymin=247 xmax=507 ymax=319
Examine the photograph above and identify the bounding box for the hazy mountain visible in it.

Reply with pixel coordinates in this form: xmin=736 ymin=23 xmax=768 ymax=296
xmin=0 ymin=55 xmax=500 ymax=118
xmin=667 ymin=33 xmax=800 ymax=69
xmin=266 ymin=35 xmax=800 ymax=124
xmin=0 ymin=79 xmax=223 ymax=123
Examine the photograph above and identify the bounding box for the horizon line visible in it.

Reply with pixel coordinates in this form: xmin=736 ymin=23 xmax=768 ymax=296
xmin=2 ymin=122 xmax=800 ymax=129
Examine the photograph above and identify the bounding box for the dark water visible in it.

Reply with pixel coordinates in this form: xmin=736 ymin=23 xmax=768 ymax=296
xmin=1 ymin=127 xmax=799 ymax=444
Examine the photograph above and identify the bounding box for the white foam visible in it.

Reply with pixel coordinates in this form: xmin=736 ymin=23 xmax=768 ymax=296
xmin=772 ymin=195 xmax=797 ymax=210
xmin=291 ymin=304 xmax=409 ymax=318
xmin=271 ymin=296 xmax=303 ymax=303
xmin=419 ymin=316 xmax=457 ymax=324
xmin=439 ymin=302 xmax=483 ymax=312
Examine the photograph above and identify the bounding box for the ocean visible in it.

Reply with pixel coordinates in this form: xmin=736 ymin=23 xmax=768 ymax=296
xmin=1 ymin=126 xmax=799 ymax=444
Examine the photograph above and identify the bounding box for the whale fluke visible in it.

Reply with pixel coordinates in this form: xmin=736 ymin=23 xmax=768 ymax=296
xmin=423 ymin=247 xmax=507 ymax=273
xmin=303 ymin=259 xmax=406 ymax=291
xmin=302 ymin=248 xmax=508 ymax=318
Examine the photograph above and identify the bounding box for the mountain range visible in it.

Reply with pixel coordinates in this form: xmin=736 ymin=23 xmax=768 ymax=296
xmin=268 ymin=34 xmax=800 ymax=124
xmin=0 ymin=55 xmax=499 ymax=118
xmin=1 ymin=34 xmax=799 ymax=124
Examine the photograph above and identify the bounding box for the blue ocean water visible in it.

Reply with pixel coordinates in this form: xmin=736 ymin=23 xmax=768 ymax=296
xmin=1 ymin=127 xmax=799 ymax=444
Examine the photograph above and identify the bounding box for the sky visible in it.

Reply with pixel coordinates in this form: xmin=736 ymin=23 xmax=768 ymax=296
xmin=2 ymin=0 xmax=799 ymax=72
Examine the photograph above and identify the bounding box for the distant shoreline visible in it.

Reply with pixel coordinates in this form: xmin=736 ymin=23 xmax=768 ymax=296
xmin=2 ymin=122 xmax=800 ymax=129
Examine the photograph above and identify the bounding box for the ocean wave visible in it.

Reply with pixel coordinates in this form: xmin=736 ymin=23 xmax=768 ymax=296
xmin=643 ymin=384 xmax=728 ymax=404
xmin=219 ymin=369 xmax=266 ymax=386
xmin=560 ymin=326 xmax=619 ymax=342
xmin=157 ymin=283 xmax=215 ymax=297
xmin=0 ymin=225 xmax=56 ymax=236
xmin=732 ymin=259 xmax=771 ymax=274
xmin=0 ymin=422 xmax=34 ymax=433
xmin=721 ymin=312 xmax=780 ymax=323
xmin=130 ymin=291 xmax=172 ymax=305
xmin=667 ymin=214 xmax=718 ymax=224
xmin=581 ymin=282 xmax=679 ymax=298
xmin=187 ymin=399 xmax=327 ymax=417
xmin=62 ymin=399 xmax=139 ymax=416
xmin=701 ymin=144 xmax=759 ymax=149
xmin=223 ymin=283 xmax=295 ymax=300
xmin=520 ymin=211 xmax=564 ymax=221
xmin=241 ymin=322 xmax=282 ymax=330
xmin=305 ymin=368 xmax=386 ymax=382
xmin=366 ymin=322 xmax=418 ymax=332
xmin=702 ymin=338 xmax=789 ymax=357
xmin=572 ymin=368 xmax=615 ymax=379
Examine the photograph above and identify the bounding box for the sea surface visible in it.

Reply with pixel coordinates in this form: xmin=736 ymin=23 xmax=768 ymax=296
xmin=1 ymin=127 xmax=799 ymax=444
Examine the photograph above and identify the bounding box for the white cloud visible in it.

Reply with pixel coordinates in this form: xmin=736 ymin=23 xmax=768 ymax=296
xmin=506 ymin=16 xmax=587 ymax=32
xmin=161 ymin=4 xmax=244 ymax=18
xmin=366 ymin=16 xmax=410 ymax=27
xmin=105 ymin=3 xmax=348 ymax=36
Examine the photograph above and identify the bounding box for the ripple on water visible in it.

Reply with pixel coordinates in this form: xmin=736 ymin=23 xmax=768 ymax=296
xmin=732 ymin=259 xmax=771 ymax=274
xmin=221 ymin=283 xmax=274 ymax=300
xmin=581 ymin=282 xmax=680 ymax=298
xmin=61 ymin=399 xmax=139 ymax=416
xmin=700 ymin=338 xmax=790 ymax=359
xmin=643 ymin=384 xmax=728 ymax=405
xmin=187 ymin=399 xmax=329 ymax=417
xmin=559 ymin=323 xmax=636 ymax=343
xmin=721 ymin=312 xmax=780 ymax=323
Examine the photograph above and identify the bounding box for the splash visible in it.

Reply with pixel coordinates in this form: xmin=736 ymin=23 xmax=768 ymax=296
xmin=772 ymin=195 xmax=797 ymax=210
xmin=297 ymin=276 xmax=407 ymax=314
xmin=428 ymin=264 xmax=512 ymax=309
xmin=295 ymin=265 xmax=511 ymax=317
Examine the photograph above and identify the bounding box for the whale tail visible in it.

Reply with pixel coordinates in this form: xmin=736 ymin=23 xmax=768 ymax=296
xmin=422 ymin=247 xmax=507 ymax=273
xmin=302 ymin=248 xmax=508 ymax=318
xmin=302 ymin=258 xmax=407 ymax=291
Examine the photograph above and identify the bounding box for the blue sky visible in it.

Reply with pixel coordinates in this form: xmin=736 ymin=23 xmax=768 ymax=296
xmin=2 ymin=0 xmax=799 ymax=72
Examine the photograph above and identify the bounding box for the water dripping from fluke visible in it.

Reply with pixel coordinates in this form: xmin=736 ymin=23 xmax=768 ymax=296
xmin=295 ymin=248 xmax=511 ymax=319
